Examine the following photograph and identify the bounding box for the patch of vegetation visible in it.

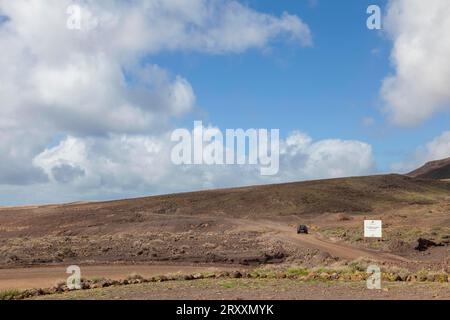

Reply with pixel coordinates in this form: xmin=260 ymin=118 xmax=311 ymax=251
xmin=286 ymin=267 xmax=309 ymax=277
xmin=312 ymin=267 xmax=335 ymax=274
xmin=391 ymin=228 xmax=423 ymax=242
xmin=218 ymin=280 xmax=238 ymax=289
xmin=429 ymin=226 xmax=450 ymax=242
xmin=200 ymin=271 xmax=216 ymax=278
xmin=348 ymin=259 xmax=371 ymax=272
xmin=320 ymin=227 xmax=363 ymax=244
xmin=247 ymin=268 xmax=277 ymax=279
xmin=0 ymin=289 xmax=22 ymax=300
xmin=5 ymin=264 xmax=449 ymax=300
xmin=398 ymin=192 xmax=437 ymax=205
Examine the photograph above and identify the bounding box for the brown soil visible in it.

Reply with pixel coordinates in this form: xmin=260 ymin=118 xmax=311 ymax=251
xmin=33 ymin=279 xmax=450 ymax=300
xmin=0 ymin=174 xmax=449 ymax=297
xmin=242 ymin=220 xmax=410 ymax=262
xmin=407 ymin=157 xmax=450 ymax=180
xmin=0 ymin=264 xmax=238 ymax=291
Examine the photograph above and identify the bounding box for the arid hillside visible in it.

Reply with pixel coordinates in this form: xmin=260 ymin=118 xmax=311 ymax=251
xmin=407 ymin=157 xmax=450 ymax=180
xmin=0 ymin=173 xmax=449 ymax=271
xmin=1 ymin=174 xmax=448 ymax=239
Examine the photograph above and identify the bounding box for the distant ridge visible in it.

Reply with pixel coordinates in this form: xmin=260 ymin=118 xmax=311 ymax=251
xmin=407 ymin=157 xmax=450 ymax=180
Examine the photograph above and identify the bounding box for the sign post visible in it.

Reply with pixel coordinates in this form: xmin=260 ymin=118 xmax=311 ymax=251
xmin=363 ymin=220 xmax=383 ymax=290
xmin=364 ymin=220 xmax=382 ymax=239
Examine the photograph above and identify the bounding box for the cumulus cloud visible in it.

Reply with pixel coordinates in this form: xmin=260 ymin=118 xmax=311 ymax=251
xmin=279 ymin=132 xmax=375 ymax=181
xmin=51 ymin=164 xmax=85 ymax=184
xmin=392 ymin=131 xmax=450 ymax=172
xmin=27 ymin=130 xmax=375 ymax=203
xmin=382 ymin=0 xmax=450 ymax=126
xmin=33 ymin=135 xmax=169 ymax=191
xmin=0 ymin=0 xmax=309 ymax=187
xmin=0 ymin=0 xmax=375 ymax=204
xmin=0 ymin=0 xmax=311 ymax=58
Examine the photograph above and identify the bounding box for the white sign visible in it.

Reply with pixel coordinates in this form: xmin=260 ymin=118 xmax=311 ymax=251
xmin=364 ymin=220 xmax=382 ymax=238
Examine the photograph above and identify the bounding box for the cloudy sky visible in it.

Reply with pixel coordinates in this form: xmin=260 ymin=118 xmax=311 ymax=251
xmin=0 ymin=0 xmax=449 ymax=205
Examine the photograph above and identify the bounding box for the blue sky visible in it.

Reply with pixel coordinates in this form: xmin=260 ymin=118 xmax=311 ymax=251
xmin=150 ymin=0 xmax=448 ymax=172
xmin=1 ymin=0 xmax=449 ymax=204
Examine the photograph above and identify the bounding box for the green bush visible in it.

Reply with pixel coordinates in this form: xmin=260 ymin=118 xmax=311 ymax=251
xmin=0 ymin=289 xmax=22 ymax=300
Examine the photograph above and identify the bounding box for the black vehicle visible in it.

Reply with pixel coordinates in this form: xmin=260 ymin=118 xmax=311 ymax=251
xmin=297 ymin=224 xmax=308 ymax=234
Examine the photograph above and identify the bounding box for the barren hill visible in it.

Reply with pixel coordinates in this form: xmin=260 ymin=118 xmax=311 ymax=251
xmin=0 ymin=174 xmax=448 ymax=239
xmin=0 ymin=173 xmax=448 ymax=270
xmin=407 ymin=157 xmax=450 ymax=180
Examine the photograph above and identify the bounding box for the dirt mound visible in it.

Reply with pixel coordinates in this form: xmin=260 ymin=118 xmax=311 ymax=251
xmin=407 ymin=157 xmax=450 ymax=180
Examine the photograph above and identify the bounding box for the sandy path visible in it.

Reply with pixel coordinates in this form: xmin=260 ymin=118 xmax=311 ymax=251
xmin=241 ymin=219 xmax=410 ymax=262
xmin=0 ymin=264 xmax=236 ymax=291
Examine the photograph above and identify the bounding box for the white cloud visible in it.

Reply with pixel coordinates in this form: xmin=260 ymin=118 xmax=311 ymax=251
xmin=381 ymin=0 xmax=450 ymax=126
xmin=33 ymin=135 xmax=169 ymax=191
xmin=392 ymin=131 xmax=450 ymax=172
xmin=0 ymin=1 xmax=376 ymax=204
xmin=279 ymin=131 xmax=375 ymax=181
xmin=27 ymin=130 xmax=375 ymax=204
xmin=0 ymin=0 xmax=309 ymax=187
xmin=0 ymin=0 xmax=311 ymax=58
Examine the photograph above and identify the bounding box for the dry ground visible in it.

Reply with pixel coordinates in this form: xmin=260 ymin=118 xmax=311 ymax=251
xmin=0 ymin=264 xmax=240 ymax=291
xmin=0 ymin=174 xmax=448 ymax=298
xmin=33 ymin=279 xmax=450 ymax=300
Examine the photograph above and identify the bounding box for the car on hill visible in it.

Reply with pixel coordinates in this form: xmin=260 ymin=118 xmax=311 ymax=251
xmin=297 ymin=224 xmax=308 ymax=234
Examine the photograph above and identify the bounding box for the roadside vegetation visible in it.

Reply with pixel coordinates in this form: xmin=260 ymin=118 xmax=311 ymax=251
xmin=1 ymin=263 xmax=448 ymax=300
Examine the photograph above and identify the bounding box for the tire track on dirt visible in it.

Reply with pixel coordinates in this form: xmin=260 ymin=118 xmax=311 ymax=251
xmin=240 ymin=219 xmax=411 ymax=263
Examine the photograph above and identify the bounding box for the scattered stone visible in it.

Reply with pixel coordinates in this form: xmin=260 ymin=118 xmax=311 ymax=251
xmin=183 ymin=274 xmax=194 ymax=281
xmin=415 ymin=238 xmax=443 ymax=251
xmin=319 ymin=272 xmax=331 ymax=280
xmin=218 ymin=271 xmax=230 ymax=278
xmin=192 ymin=273 xmax=204 ymax=280
xmin=159 ymin=275 xmax=169 ymax=282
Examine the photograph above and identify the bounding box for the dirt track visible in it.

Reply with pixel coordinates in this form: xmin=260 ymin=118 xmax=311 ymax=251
xmin=241 ymin=219 xmax=411 ymax=262
xmin=0 ymin=264 xmax=238 ymax=291
xmin=0 ymin=218 xmax=418 ymax=292
xmin=1 ymin=218 xmax=413 ymax=291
